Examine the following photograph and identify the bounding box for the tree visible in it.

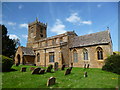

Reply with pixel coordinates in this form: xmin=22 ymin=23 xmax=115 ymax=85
xmin=1 ymin=25 xmax=20 ymax=58
xmin=102 ymin=54 xmax=120 ymax=75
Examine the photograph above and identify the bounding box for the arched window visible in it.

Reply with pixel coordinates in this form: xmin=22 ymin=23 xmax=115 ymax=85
xmin=83 ymin=49 xmax=88 ymax=60
xmin=37 ymin=53 xmax=40 ymax=62
xmin=73 ymin=50 xmax=78 ymax=62
xmin=97 ymin=47 xmax=103 ymax=60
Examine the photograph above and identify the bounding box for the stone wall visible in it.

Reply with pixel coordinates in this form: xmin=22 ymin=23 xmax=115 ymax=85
xmin=70 ymin=44 xmax=112 ymax=68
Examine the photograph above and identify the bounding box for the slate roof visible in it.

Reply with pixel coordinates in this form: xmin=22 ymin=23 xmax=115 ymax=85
xmin=69 ymin=30 xmax=111 ymax=48
xmin=21 ymin=47 xmax=35 ymax=56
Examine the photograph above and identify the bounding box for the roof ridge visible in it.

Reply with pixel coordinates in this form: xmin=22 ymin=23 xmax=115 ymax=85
xmin=78 ymin=30 xmax=109 ymax=37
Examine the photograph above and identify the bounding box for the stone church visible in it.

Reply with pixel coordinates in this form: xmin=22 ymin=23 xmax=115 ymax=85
xmin=15 ymin=18 xmax=113 ymax=68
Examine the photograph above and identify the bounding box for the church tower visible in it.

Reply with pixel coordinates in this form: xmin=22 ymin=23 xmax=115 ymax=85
xmin=27 ymin=18 xmax=47 ymax=48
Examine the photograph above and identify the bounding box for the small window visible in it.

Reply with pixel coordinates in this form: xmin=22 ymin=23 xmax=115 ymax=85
xmin=83 ymin=49 xmax=88 ymax=60
xmin=46 ymin=41 xmax=48 ymax=46
xmin=49 ymin=52 xmax=54 ymax=62
xmin=97 ymin=47 xmax=103 ymax=60
xmin=40 ymin=28 xmax=43 ymax=33
xmin=52 ymin=39 xmax=55 ymax=45
xmin=37 ymin=53 xmax=40 ymax=62
xmin=41 ymin=34 xmax=43 ymax=37
xmin=73 ymin=50 xmax=78 ymax=62
xmin=60 ymin=37 xmax=63 ymax=43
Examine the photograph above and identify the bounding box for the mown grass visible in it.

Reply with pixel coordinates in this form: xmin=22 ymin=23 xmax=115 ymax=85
xmin=2 ymin=65 xmax=119 ymax=88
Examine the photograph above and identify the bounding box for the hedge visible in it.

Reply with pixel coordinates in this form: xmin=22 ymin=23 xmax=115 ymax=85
xmin=1 ymin=55 xmax=14 ymax=72
xmin=102 ymin=54 xmax=120 ymax=74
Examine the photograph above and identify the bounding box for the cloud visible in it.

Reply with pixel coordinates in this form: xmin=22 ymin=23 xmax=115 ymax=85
xmin=66 ymin=13 xmax=80 ymax=23
xmin=22 ymin=34 xmax=28 ymax=40
xmin=9 ymin=34 xmax=19 ymax=40
xmin=50 ymin=19 xmax=67 ymax=34
xmin=97 ymin=4 xmax=102 ymax=8
xmin=7 ymin=22 xmax=16 ymax=26
xmin=19 ymin=23 xmax=28 ymax=29
xmin=81 ymin=21 xmax=92 ymax=25
xmin=66 ymin=12 xmax=92 ymax=25
xmin=18 ymin=5 xmax=23 ymax=9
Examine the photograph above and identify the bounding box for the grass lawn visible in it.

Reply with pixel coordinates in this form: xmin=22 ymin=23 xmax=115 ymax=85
xmin=2 ymin=65 xmax=119 ymax=88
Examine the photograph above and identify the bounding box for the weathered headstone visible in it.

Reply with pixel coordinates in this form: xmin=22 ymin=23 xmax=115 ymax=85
xmin=84 ymin=64 xmax=86 ymax=69
xmin=21 ymin=67 xmax=26 ymax=72
xmin=84 ymin=71 xmax=88 ymax=77
xmin=47 ymin=77 xmax=56 ymax=86
xmin=61 ymin=64 xmax=65 ymax=70
xmin=46 ymin=65 xmax=53 ymax=72
xmin=69 ymin=67 xmax=73 ymax=72
xmin=33 ymin=64 xmax=36 ymax=66
xmin=54 ymin=62 xmax=58 ymax=71
xmin=87 ymin=64 xmax=90 ymax=68
xmin=64 ymin=68 xmax=71 ymax=75
xmin=71 ymin=63 xmax=73 ymax=67
xmin=30 ymin=67 xmax=35 ymax=71
xmin=32 ymin=67 xmax=41 ymax=74
xmin=16 ymin=63 xmax=19 ymax=66
xmin=39 ymin=69 xmax=45 ymax=74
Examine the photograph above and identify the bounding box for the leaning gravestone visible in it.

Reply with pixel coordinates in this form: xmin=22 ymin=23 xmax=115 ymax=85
xmin=84 ymin=71 xmax=88 ymax=77
xmin=32 ymin=67 xmax=41 ymax=74
xmin=47 ymin=77 xmax=56 ymax=86
xmin=39 ymin=69 xmax=45 ymax=74
xmin=61 ymin=64 xmax=65 ymax=70
xmin=21 ymin=67 xmax=26 ymax=72
xmin=69 ymin=67 xmax=73 ymax=72
xmin=46 ymin=65 xmax=53 ymax=72
xmin=84 ymin=64 xmax=86 ymax=69
xmin=30 ymin=67 xmax=35 ymax=71
xmin=54 ymin=62 xmax=58 ymax=71
xmin=64 ymin=68 xmax=71 ymax=75
xmin=87 ymin=64 xmax=90 ymax=68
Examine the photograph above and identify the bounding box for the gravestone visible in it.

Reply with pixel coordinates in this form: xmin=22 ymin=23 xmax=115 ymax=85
xmin=69 ymin=67 xmax=73 ymax=72
xmin=61 ymin=64 xmax=65 ymax=70
xmin=84 ymin=64 xmax=86 ymax=69
xmin=87 ymin=64 xmax=90 ymax=68
xmin=46 ymin=65 xmax=53 ymax=72
xmin=47 ymin=77 xmax=56 ymax=86
xmin=16 ymin=63 xmax=19 ymax=66
xmin=71 ymin=63 xmax=73 ymax=67
xmin=84 ymin=71 xmax=88 ymax=77
xmin=33 ymin=64 xmax=36 ymax=66
xmin=54 ymin=62 xmax=58 ymax=71
xmin=32 ymin=67 xmax=41 ymax=74
xmin=30 ymin=67 xmax=35 ymax=71
xmin=39 ymin=69 xmax=45 ymax=74
xmin=21 ymin=67 xmax=26 ymax=72
xmin=64 ymin=68 xmax=71 ymax=75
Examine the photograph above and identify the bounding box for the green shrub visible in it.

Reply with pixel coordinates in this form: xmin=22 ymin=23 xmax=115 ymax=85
xmin=102 ymin=54 xmax=120 ymax=74
xmin=2 ymin=55 xmax=14 ymax=72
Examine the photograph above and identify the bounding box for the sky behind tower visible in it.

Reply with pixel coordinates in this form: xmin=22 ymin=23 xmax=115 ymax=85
xmin=2 ymin=2 xmax=118 ymax=51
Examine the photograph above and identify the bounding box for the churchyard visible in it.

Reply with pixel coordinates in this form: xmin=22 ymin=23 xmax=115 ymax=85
xmin=2 ymin=65 xmax=119 ymax=88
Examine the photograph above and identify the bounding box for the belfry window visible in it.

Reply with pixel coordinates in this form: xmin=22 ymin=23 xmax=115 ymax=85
xmin=73 ymin=50 xmax=78 ymax=62
xmin=97 ymin=47 xmax=103 ymax=60
xmin=49 ymin=52 xmax=54 ymax=62
xmin=83 ymin=49 xmax=88 ymax=60
xmin=37 ymin=53 xmax=40 ymax=62
xmin=40 ymin=28 xmax=43 ymax=33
